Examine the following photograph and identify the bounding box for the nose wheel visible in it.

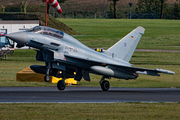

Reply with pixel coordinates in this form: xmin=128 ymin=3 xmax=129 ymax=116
xmin=57 ymin=71 xmax=66 ymax=91
xmin=57 ymin=79 xmax=66 ymax=90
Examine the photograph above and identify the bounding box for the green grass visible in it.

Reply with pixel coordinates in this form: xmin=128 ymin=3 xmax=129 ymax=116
xmin=0 ymin=103 xmax=180 ymax=120
xmin=131 ymin=52 xmax=180 ymax=65
xmin=57 ymin=19 xmax=180 ymax=50
xmin=6 ymin=49 xmax=36 ymax=61
xmin=0 ymin=49 xmax=55 ymax=87
xmin=0 ymin=60 xmax=56 ymax=87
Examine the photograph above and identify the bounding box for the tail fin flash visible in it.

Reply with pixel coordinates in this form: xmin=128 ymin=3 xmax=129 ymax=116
xmin=107 ymin=26 xmax=145 ymax=62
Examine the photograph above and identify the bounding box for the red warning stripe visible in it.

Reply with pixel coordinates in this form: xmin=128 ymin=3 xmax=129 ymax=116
xmin=51 ymin=1 xmax=58 ymax=8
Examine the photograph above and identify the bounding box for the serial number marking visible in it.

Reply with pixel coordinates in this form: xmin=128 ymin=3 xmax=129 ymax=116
xmin=65 ymin=46 xmax=78 ymax=52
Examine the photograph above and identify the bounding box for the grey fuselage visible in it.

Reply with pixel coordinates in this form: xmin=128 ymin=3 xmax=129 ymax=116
xmin=6 ymin=26 xmax=175 ymax=83
xmin=27 ymin=31 xmax=131 ymax=68
xmin=7 ymin=27 xmax=147 ymax=81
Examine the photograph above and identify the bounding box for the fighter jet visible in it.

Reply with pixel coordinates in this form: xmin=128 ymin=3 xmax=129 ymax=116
xmin=6 ymin=26 xmax=175 ymax=91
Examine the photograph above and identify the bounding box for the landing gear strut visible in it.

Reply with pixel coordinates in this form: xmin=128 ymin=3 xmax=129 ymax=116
xmin=44 ymin=74 xmax=50 ymax=82
xmin=100 ymin=76 xmax=110 ymax=91
xmin=44 ymin=62 xmax=51 ymax=82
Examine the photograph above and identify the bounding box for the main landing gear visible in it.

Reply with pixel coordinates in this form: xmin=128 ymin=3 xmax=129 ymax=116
xmin=100 ymin=76 xmax=110 ymax=91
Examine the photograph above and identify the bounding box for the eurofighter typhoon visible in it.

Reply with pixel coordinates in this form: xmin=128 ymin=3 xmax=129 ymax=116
xmin=6 ymin=26 xmax=175 ymax=91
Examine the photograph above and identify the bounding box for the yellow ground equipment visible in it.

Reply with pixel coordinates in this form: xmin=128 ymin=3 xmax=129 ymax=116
xmin=17 ymin=67 xmax=77 ymax=85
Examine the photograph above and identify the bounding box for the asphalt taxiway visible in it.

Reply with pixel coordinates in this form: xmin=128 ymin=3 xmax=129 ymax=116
xmin=0 ymin=87 xmax=179 ymax=103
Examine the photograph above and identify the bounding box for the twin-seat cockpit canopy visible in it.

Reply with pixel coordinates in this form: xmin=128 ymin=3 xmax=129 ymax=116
xmin=26 ymin=26 xmax=64 ymax=39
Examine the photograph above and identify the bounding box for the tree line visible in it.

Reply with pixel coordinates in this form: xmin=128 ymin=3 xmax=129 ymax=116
xmin=108 ymin=0 xmax=180 ymax=19
xmin=1 ymin=0 xmax=180 ymax=19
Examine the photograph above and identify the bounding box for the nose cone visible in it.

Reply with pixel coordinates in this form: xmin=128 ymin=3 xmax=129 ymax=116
xmin=6 ymin=32 xmax=28 ymax=45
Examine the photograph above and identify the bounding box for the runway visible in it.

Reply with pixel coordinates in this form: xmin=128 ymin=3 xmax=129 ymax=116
xmin=0 ymin=87 xmax=180 ymax=103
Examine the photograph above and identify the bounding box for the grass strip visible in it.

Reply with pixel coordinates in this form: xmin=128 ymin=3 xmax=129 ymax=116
xmin=58 ymin=19 xmax=180 ymax=50
xmin=0 ymin=103 xmax=180 ymax=120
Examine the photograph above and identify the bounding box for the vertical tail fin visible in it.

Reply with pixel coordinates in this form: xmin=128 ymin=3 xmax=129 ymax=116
xmin=107 ymin=26 xmax=145 ymax=62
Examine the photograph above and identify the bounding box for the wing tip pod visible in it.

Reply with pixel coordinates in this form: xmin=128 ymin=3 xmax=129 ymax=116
xmin=155 ymin=68 xmax=175 ymax=75
xmin=135 ymin=26 xmax=145 ymax=34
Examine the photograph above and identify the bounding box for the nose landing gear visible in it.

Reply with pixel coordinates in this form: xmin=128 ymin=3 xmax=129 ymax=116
xmin=44 ymin=74 xmax=50 ymax=82
xmin=44 ymin=62 xmax=51 ymax=82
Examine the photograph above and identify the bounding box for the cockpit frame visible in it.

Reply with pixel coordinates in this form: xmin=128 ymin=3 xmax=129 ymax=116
xmin=26 ymin=26 xmax=64 ymax=39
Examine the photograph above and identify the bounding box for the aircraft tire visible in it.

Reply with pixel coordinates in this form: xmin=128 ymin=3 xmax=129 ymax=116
xmin=44 ymin=75 xmax=50 ymax=82
xmin=101 ymin=80 xmax=110 ymax=91
xmin=57 ymin=80 xmax=66 ymax=90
